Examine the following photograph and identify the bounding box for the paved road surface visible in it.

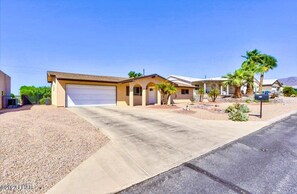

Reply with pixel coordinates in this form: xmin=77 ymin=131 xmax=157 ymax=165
xmin=119 ymin=113 xmax=297 ymax=194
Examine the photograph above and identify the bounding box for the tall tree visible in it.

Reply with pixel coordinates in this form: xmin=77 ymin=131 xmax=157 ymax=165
xmin=241 ymin=49 xmax=262 ymax=96
xmin=128 ymin=71 xmax=142 ymax=78
xmin=257 ymin=54 xmax=278 ymax=93
xmin=223 ymin=69 xmax=245 ymax=98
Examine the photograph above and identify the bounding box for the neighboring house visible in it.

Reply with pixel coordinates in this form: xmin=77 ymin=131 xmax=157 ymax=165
xmin=167 ymin=75 xmax=268 ymax=97
xmin=47 ymin=71 xmax=194 ymax=107
xmin=0 ymin=71 xmax=11 ymax=109
xmin=168 ymin=75 xmax=235 ymax=96
xmin=260 ymin=79 xmax=283 ymax=92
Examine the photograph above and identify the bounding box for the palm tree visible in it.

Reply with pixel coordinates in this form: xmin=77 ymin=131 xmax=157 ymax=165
xmin=241 ymin=49 xmax=262 ymax=96
xmin=223 ymin=69 xmax=245 ymax=98
xmin=156 ymin=82 xmax=177 ymax=105
xmin=258 ymin=54 xmax=278 ymax=93
xmin=165 ymin=84 xmax=177 ymax=105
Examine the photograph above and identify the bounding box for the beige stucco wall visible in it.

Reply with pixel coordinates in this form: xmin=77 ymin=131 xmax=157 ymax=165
xmin=116 ymin=83 xmax=129 ymax=106
xmin=0 ymin=71 xmax=11 ymax=109
xmin=172 ymin=87 xmax=194 ymax=103
xmin=51 ymin=76 xmax=194 ymax=107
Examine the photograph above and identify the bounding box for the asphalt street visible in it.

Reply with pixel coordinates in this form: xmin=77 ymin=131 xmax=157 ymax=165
xmin=119 ymin=113 xmax=297 ymax=194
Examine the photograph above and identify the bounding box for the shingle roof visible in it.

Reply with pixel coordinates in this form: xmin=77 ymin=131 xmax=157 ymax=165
xmin=47 ymin=71 xmax=128 ymax=83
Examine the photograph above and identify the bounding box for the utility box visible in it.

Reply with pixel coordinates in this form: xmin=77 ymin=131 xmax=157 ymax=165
xmin=255 ymin=94 xmax=269 ymax=101
xmin=7 ymin=98 xmax=18 ymax=107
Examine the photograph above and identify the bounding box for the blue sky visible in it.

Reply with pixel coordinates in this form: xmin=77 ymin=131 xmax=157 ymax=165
xmin=1 ymin=0 xmax=297 ymax=94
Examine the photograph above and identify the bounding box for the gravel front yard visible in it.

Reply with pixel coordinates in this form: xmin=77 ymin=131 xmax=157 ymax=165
xmin=0 ymin=105 xmax=109 ymax=193
xmin=146 ymin=97 xmax=297 ymax=121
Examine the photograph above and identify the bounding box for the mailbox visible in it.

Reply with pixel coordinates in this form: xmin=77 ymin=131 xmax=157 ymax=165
xmin=255 ymin=94 xmax=269 ymax=101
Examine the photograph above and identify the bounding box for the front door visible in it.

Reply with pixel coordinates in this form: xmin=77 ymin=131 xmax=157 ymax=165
xmin=148 ymin=87 xmax=156 ymax=104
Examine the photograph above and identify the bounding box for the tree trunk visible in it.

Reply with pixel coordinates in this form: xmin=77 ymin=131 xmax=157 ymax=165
xmin=166 ymin=94 xmax=171 ymax=105
xmin=233 ymin=86 xmax=242 ymax=98
xmin=199 ymin=94 xmax=203 ymax=102
xmin=258 ymin=74 xmax=264 ymax=93
xmin=246 ymin=83 xmax=254 ymax=96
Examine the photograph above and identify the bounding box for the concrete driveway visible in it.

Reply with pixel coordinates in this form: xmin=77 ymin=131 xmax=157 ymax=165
xmin=47 ymin=106 xmax=270 ymax=194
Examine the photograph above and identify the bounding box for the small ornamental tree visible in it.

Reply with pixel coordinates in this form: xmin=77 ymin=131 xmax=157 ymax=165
xmin=208 ymin=89 xmax=220 ymax=102
xmin=198 ymin=88 xmax=204 ymax=102
xmin=156 ymin=82 xmax=177 ymax=105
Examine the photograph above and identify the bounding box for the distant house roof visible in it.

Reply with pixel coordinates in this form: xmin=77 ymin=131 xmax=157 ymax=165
xmin=47 ymin=71 xmax=128 ymax=83
xmin=262 ymin=79 xmax=282 ymax=86
xmin=168 ymin=75 xmax=203 ymax=83
xmin=168 ymin=75 xmax=227 ymax=83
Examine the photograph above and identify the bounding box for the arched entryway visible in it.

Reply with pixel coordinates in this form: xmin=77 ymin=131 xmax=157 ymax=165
xmin=146 ymin=82 xmax=157 ymax=105
xmin=132 ymin=83 xmax=142 ymax=106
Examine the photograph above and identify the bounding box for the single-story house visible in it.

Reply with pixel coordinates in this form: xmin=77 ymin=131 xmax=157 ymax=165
xmin=169 ymin=75 xmax=277 ymax=96
xmin=0 ymin=71 xmax=11 ymax=109
xmin=168 ymin=75 xmax=235 ymax=97
xmin=259 ymin=79 xmax=283 ymax=93
xmin=47 ymin=71 xmax=194 ymax=107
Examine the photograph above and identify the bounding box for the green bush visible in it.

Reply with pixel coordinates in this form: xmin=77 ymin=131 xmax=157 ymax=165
xmin=225 ymin=103 xmax=250 ymax=121
xmin=225 ymin=103 xmax=250 ymax=113
xmin=228 ymin=111 xmax=249 ymax=121
xmin=20 ymin=86 xmax=51 ymax=104
xmin=208 ymin=89 xmax=220 ymax=102
xmin=39 ymin=98 xmax=46 ymax=104
xmin=283 ymin=86 xmax=297 ymax=97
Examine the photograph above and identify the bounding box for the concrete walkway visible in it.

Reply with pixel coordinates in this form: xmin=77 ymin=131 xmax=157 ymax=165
xmin=46 ymin=107 xmax=292 ymax=194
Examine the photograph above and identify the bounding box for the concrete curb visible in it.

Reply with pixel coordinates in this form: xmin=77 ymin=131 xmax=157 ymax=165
xmin=266 ymin=110 xmax=297 ymax=125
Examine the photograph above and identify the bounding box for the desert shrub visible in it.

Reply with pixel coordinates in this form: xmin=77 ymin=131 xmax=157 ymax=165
xmin=208 ymin=89 xmax=220 ymax=102
xmin=225 ymin=103 xmax=250 ymax=113
xmin=283 ymin=86 xmax=297 ymax=97
xmin=225 ymin=103 xmax=249 ymax=121
xmin=228 ymin=111 xmax=249 ymax=121
xmin=39 ymin=98 xmax=46 ymax=104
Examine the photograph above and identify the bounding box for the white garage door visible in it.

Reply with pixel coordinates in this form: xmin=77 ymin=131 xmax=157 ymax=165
xmin=66 ymin=85 xmax=116 ymax=107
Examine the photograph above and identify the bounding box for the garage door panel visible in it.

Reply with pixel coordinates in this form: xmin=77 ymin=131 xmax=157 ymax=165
xmin=66 ymin=85 xmax=116 ymax=107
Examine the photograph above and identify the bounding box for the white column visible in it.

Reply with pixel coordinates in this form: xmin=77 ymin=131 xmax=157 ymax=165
xmin=157 ymin=90 xmax=161 ymax=105
xmin=142 ymin=88 xmax=146 ymax=106
xmin=203 ymin=82 xmax=206 ymax=93
xmin=220 ymin=85 xmax=223 ymax=95
xmin=129 ymin=84 xmax=134 ymax=107
xmin=227 ymin=85 xmax=229 ymax=95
